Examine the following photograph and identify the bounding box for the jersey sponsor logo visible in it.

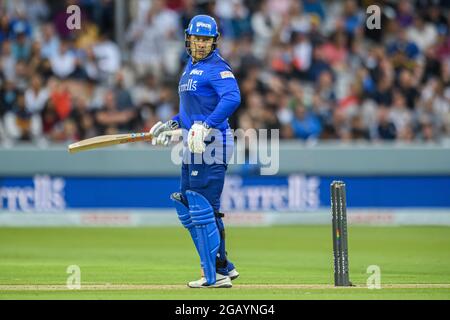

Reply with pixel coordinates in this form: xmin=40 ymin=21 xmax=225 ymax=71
xmin=220 ymin=71 xmax=234 ymax=79
xmin=191 ymin=170 xmax=198 ymax=176
xmin=196 ymin=22 xmax=212 ymax=30
xmin=190 ymin=69 xmax=204 ymax=76
xmin=178 ymin=79 xmax=197 ymax=92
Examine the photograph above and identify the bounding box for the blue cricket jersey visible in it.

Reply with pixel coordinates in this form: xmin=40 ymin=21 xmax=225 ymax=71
xmin=172 ymin=50 xmax=241 ymax=133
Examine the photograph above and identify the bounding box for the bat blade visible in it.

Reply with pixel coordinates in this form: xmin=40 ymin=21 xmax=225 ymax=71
xmin=68 ymin=132 xmax=153 ymax=154
xmin=67 ymin=129 xmax=182 ymax=154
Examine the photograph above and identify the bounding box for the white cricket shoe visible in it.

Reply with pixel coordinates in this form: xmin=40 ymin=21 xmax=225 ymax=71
xmin=228 ymin=268 xmax=239 ymax=280
xmin=187 ymin=273 xmax=232 ymax=288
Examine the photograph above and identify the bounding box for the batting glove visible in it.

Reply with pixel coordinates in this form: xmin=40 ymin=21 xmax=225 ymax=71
xmin=187 ymin=123 xmax=211 ymax=153
xmin=149 ymin=120 xmax=179 ymax=146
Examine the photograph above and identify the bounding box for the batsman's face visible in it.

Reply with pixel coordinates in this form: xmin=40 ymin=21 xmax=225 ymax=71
xmin=189 ymin=35 xmax=214 ymax=61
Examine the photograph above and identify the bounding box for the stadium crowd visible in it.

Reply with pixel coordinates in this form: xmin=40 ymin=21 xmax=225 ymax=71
xmin=0 ymin=0 xmax=449 ymax=145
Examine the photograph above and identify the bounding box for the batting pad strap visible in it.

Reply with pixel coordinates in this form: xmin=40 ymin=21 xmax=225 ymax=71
xmin=186 ymin=190 xmax=221 ymax=285
xmin=215 ymin=211 xmax=225 ymax=218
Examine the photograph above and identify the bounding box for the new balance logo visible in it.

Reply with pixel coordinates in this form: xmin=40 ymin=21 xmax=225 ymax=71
xmin=191 ymin=171 xmax=198 ymax=176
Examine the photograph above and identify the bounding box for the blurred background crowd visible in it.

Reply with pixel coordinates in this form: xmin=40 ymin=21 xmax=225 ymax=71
xmin=0 ymin=0 xmax=449 ymax=146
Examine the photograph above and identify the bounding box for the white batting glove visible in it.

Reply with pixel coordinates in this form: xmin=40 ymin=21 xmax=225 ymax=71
xmin=187 ymin=123 xmax=211 ymax=153
xmin=149 ymin=120 xmax=179 ymax=146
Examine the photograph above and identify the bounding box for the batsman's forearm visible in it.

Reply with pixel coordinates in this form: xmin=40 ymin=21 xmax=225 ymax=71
xmin=205 ymin=91 xmax=241 ymax=128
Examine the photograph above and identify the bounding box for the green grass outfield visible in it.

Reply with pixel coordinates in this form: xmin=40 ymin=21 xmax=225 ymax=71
xmin=0 ymin=226 xmax=449 ymax=299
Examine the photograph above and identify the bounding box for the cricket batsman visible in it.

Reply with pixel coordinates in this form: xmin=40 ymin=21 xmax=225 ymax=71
xmin=149 ymin=15 xmax=241 ymax=288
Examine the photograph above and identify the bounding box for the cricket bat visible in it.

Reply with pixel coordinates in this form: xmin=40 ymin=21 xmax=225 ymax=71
xmin=68 ymin=129 xmax=182 ymax=154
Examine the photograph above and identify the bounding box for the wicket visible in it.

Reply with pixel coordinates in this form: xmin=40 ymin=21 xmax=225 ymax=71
xmin=331 ymin=181 xmax=353 ymax=286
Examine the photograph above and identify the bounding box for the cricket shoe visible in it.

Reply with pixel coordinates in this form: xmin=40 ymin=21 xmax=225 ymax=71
xmin=187 ymin=273 xmax=232 ymax=288
xmin=217 ymin=259 xmax=239 ymax=280
xmin=228 ymin=268 xmax=239 ymax=280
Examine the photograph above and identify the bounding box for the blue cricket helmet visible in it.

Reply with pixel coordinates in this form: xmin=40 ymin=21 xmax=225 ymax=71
xmin=185 ymin=15 xmax=220 ymax=60
xmin=185 ymin=15 xmax=220 ymax=38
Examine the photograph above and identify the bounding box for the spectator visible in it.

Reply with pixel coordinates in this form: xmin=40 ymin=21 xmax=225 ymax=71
xmin=390 ymin=91 xmax=413 ymax=133
xmin=0 ymin=80 xmax=18 ymax=113
xmin=291 ymin=103 xmax=322 ymax=140
xmin=308 ymin=46 xmax=332 ymax=82
xmin=9 ymin=8 xmax=32 ymax=40
xmin=92 ymin=32 xmax=121 ymax=80
xmin=373 ymin=76 xmax=393 ymax=106
xmin=397 ymin=69 xmax=419 ymax=110
xmin=418 ymin=120 xmax=438 ymax=142
xmin=341 ymin=0 xmax=363 ymax=36
xmin=112 ymin=71 xmax=134 ymax=111
xmin=126 ymin=0 xmax=180 ymax=78
xmin=179 ymin=0 xmax=199 ymax=31
xmin=268 ymin=43 xmax=294 ymax=76
xmin=276 ymin=101 xmax=294 ymax=127
xmin=155 ymin=84 xmax=176 ymax=122
xmin=25 ymin=74 xmax=48 ymax=114
xmin=139 ymin=102 xmax=160 ymax=133
xmin=266 ymin=0 xmax=290 ymax=16
xmin=3 ymin=91 xmax=42 ymax=141
xmin=0 ymin=13 xmax=12 ymax=45
xmin=82 ymin=47 xmax=101 ymax=82
xmin=14 ymin=59 xmax=29 ymax=91
xmin=48 ymin=77 xmax=72 ymax=120
xmin=396 ymin=0 xmax=414 ymax=28
xmin=407 ymin=15 xmax=438 ymax=51
xmin=243 ymin=92 xmax=267 ymax=130
xmin=41 ymin=99 xmax=60 ymax=138
xmin=11 ymin=30 xmax=31 ymax=61
xmin=377 ymin=106 xmax=397 ymax=140
xmin=280 ymin=123 xmax=295 ymax=139
xmin=281 ymin=0 xmax=312 ymax=40
xmin=39 ymin=23 xmax=59 ymax=59
xmin=95 ymin=90 xmax=137 ymax=134
xmin=251 ymin=0 xmax=281 ymax=59
xmin=422 ymin=46 xmax=442 ymax=82
xmin=74 ymin=19 xmax=100 ymax=51
xmin=387 ymin=28 xmax=420 ymax=70
xmin=0 ymin=40 xmax=16 ymax=81
xmin=215 ymin=0 xmax=252 ymax=40
xmin=292 ymin=31 xmax=313 ymax=78
xmin=331 ymin=108 xmax=350 ymax=140
xmin=350 ymin=114 xmax=370 ymax=141
xmin=132 ymin=73 xmax=161 ymax=107
xmin=50 ymin=118 xmax=79 ymax=143
xmin=320 ymin=31 xmax=349 ymax=70
xmin=67 ymin=95 xmax=99 ymax=140
xmin=28 ymin=41 xmax=43 ymax=75
xmin=397 ymin=123 xmax=415 ymax=142
xmin=50 ymin=39 xmax=76 ymax=78
xmin=303 ymin=0 xmax=326 ymax=22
